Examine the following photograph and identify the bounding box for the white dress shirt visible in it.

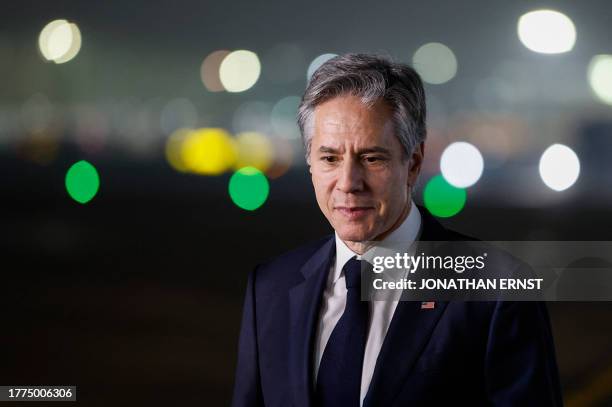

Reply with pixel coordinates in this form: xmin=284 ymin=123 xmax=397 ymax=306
xmin=313 ymin=202 xmax=422 ymax=405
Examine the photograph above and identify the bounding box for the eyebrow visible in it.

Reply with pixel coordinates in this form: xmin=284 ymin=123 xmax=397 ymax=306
xmin=317 ymin=146 xmax=392 ymax=155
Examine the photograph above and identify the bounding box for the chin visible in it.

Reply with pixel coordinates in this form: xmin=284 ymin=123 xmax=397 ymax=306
xmin=335 ymin=225 xmax=374 ymax=243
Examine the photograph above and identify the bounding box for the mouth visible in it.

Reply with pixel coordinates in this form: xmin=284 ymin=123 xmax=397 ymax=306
xmin=334 ymin=206 xmax=374 ymax=220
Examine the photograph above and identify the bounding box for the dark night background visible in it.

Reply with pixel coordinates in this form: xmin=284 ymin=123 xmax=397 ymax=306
xmin=2 ymin=1 xmax=612 ymax=405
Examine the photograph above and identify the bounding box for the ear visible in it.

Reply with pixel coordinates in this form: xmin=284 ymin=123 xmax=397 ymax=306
xmin=407 ymin=142 xmax=425 ymax=186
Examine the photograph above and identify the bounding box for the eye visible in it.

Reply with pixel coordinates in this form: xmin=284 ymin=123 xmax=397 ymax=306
xmin=364 ymin=155 xmax=385 ymax=163
xmin=321 ymin=156 xmax=338 ymax=163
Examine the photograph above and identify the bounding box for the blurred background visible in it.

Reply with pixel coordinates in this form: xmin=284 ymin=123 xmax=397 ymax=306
xmin=2 ymin=0 xmax=612 ymax=405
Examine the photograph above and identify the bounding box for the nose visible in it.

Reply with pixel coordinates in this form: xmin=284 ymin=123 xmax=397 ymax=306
xmin=336 ymin=156 xmax=365 ymax=193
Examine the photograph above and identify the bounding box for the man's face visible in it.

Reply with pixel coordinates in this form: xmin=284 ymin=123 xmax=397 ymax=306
xmin=309 ymin=95 xmax=423 ymax=244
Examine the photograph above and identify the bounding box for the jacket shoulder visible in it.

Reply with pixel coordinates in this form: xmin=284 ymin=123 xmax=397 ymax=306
xmin=253 ymin=235 xmax=333 ymax=287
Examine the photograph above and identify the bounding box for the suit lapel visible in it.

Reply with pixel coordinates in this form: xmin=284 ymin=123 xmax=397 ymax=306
xmin=288 ymin=237 xmax=335 ymax=407
xmin=363 ymin=300 xmax=448 ymax=406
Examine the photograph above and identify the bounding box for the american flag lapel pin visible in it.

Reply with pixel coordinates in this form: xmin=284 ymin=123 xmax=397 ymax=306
xmin=421 ymin=301 xmax=435 ymax=309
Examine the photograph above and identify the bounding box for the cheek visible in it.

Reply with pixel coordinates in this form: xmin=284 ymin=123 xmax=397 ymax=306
xmin=313 ymin=171 xmax=335 ymax=193
xmin=371 ymin=172 xmax=407 ymax=208
xmin=311 ymin=174 xmax=334 ymax=208
xmin=369 ymin=170 xmax=394 ymax=195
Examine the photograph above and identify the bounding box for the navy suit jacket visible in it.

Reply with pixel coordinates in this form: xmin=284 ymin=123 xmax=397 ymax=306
xmin=232 ymin=211 xmax=563 ymax=406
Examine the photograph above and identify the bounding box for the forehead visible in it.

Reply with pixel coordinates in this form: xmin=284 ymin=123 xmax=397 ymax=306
xmin=312 ymin=95 xmax=395 ymax=145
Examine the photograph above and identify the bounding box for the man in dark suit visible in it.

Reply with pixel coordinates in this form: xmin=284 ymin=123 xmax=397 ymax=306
xmin=232 ymin=54 xmax=562 ymax=406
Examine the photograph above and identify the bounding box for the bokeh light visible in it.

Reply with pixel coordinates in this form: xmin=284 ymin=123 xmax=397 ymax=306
xmin=181 ymin=128 xmax=237 ymax=175
xmin=233 ymin=101 xmax=272 ymax=134
xmin=412 ymin=43 xmax=457 ymax=85
xmin=539 ymin=143 xmax=580 ymax=191
xmin=201 ymin=50 xmax=230 ymax=92
xmin=38 ymin=19 xmax=82 ymax=63
xmin=234 ymin=132 xmax=274 ymax=172
xmin=462 ymin=123 xmax=511 ymax=169
xmin=165 ymin=128 xmax=191 ymax=172
xmin=16 ymin=134 xmax=59 ymax=165
xmin=423 ymin=175 xmax=466 ymax=218
xmin=307 ymin=53 xmax=337 ymax=80
xmin=39 ymin=20 xmax=64 ymax=59
xmin=219 ymin=50 xmax=261 ymax=93
xmin=588 ymin=54 xmax=612 ymax=105
xmin=65 ymin=160 xmax=100 ymax=204
xmin=440 ymin=141 xmax=484 ymax=188
xmin=53 ymin=22 xmax=81 ymax=63
xmin=266 ymin=137 xmax=294 ymax=179
xmin=160 ymin=98 xmax=198 ymax=134
xmin=517 ymin=10 xmax=576 ymax=54
xmin=229 ymin=166 xmax=270 ymax=211
xmin=270 ymin=95 xmax=301 ymax=139
xmin=17 ymin=93 xmax=62 ymax=164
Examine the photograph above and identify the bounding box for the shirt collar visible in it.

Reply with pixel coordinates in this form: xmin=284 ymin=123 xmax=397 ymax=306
xmin=333 ymin=201 xmax=422 ymax=283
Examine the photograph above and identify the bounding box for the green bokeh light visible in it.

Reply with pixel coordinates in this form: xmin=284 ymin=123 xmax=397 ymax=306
xmin=65 ymin=160 xmax=100 ymax=204
xmin=423 ymin=174 xmax=466 ymax=218
xmin=229 ymin=166 xmax=269 ymax=210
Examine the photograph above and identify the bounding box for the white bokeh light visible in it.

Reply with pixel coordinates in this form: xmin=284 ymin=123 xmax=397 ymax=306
xmin=307 ymin=53 xmax=337 ymax=80
xmin=54 ymin=23 xmax=81 ymax=63
xmin=440 ymin=142 xmax=484 ymax=188
xmin=219 ymin=50 xmax=261 ymax=93
xmin=38 ymin=19 xmax=82 ymax=63
xmin=517 ymin=10 xmax=576 ymax=54
xmin=539 ymin=144 xmax=580 ymax=191
xmin=588 ymin=55 xmax=612 ymax=105
xmin=412 ymin=42 xmax=457 ymax=85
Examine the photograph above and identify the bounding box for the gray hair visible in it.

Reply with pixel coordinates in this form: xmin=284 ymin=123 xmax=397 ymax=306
xmin=297 ymin=53 xmax=427 ymax=162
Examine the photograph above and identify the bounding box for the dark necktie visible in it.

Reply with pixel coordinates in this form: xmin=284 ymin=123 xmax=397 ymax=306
xmin=315 ymin=256 xmax=369 ymax=406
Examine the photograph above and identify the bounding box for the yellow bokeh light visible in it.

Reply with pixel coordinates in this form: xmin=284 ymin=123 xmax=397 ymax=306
xmin=234 ymin=132 xmax=274 ymax=172
xmin=165 ymin=128 xmax=191 ymax=172
xmin=219 ymin=50 xmax=261 ymax=93
xmin=38 ymin=19 xmax=82 ymax=63
xmin=181 ymin=128 xmax=237 ymax=175
xmin=588 ymin=54 xmax=612 ymax=105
